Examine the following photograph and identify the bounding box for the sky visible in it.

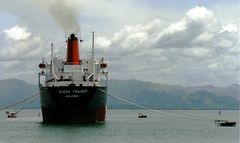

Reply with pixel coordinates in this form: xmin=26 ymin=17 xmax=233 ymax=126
xmin=0 ymin=0 xmax=239 ymax=87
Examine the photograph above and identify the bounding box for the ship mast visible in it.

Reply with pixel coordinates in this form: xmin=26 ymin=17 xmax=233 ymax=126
xmin=92 ymin=31 xmax=95 ymax=82
xmin=92 ymin=31 xmax=95 ymax=60
xmin=50 ymin=43 xmax=54 ymax=76
xmin=50 ymin=43 xmax=59 ymax=80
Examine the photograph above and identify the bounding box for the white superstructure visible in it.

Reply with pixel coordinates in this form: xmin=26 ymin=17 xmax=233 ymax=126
xmin=38 ymin=33 xmax=108 ymax=87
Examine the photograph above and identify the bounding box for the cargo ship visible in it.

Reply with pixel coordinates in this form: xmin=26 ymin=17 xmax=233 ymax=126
xmin=38 ymin=33 xmax=108 ymax=123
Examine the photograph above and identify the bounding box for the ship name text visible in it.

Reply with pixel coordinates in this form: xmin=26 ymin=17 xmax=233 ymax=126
xmin=58 ymin=89 xmax=88 ymax=94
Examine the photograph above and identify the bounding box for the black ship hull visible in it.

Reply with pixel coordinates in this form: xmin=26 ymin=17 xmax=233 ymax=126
xmin=39 ymin=85 xmax=107 ymax=123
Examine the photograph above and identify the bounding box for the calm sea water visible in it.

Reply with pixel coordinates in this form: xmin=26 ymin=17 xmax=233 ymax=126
xmin=0 ymin=109 xmax=239 ymax=143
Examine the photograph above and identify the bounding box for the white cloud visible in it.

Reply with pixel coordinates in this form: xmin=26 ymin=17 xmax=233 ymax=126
xmin=194 ymin=32 xmax=214 ymax=43
xmin=93 ymin=7 xmax=239 ymax=86
xmin=185 ymin=7 xmax=215 ymax=23
xmin=208 ymin=63 xmax=220 ymax=70
xmin=95 ymin=36 xmax=111 ymax=50
xmin=153 ymin=7 xmax=219 ymax=49
xmin=220 ymin=24 xmax=238 ymax=33
xmin=4 ymin=25 xmax=31 ymax=41
xmin=180 ymin=48 xmax=213 ymax=59
xmin=0 ymin=1 xmax=239 ymax=86
xmin=0 ymin=25 xmax=45 ymax=83
xmin=95 ymin=19 xmax=161 ymax=52
xmin=2 ymin=25 xmax=44 ymax=61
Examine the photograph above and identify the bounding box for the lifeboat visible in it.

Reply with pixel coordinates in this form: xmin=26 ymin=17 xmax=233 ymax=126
xmin=39 ymin=63 xmax=46 ymax=69
xmin=100 ymin=57 xmax=107 ymax=69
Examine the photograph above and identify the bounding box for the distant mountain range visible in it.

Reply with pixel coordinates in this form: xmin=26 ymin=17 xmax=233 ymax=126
xmin=108 ymin=80 xmax=239 ymax=110
xmin=0 ymin=79 xmax=38 ymax=109
xmin=0 ymin=79 xmax=239 ymax=110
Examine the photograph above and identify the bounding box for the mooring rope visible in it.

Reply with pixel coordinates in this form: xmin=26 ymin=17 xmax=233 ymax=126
xmin=98 ymin=89 xmax=215 ymax=121
xmin=15 ymin=95 xmax=40 ymax=114
xmin=0 ymin=92 xmax=39 ymax=111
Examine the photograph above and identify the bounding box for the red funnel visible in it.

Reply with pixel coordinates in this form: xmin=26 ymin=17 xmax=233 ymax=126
xmin=66 ymin=34 xmax=80 ymax=65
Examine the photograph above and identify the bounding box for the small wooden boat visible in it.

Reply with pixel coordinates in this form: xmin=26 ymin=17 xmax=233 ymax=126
xmin=215 ymin=120 xmax=236 ymax=127
xmin=7 ymin=112 xmax=17 ymax=118
xmin=138 ymin=113 xmax=147 ymax=118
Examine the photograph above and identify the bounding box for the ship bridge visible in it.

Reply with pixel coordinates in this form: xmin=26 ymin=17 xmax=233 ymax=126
xmin=38 ymin=33 xmax=108 ymax=88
